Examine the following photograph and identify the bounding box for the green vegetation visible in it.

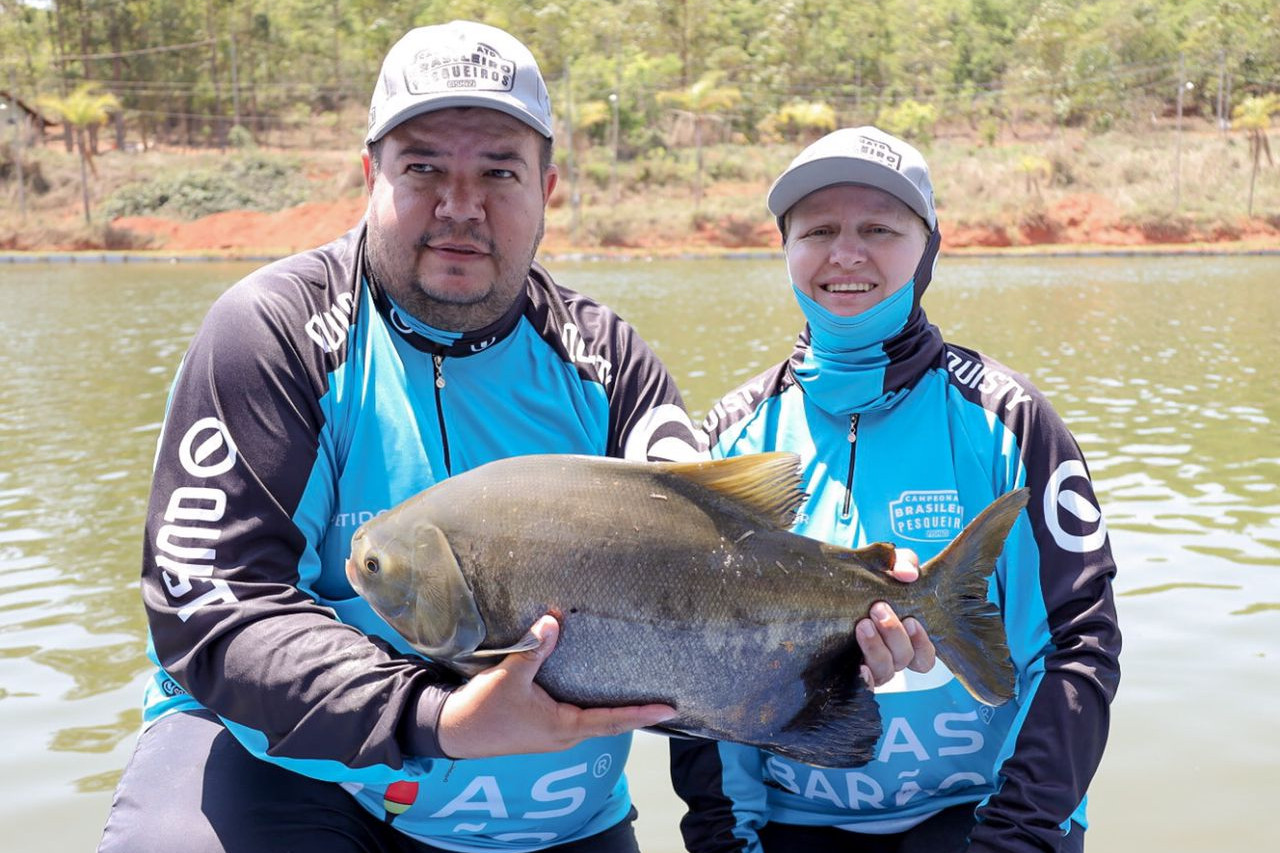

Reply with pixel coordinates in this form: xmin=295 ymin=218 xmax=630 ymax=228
xmin=547 ymin=128 xmax=1280 ymax=250
xmin=33 ymin=83 xmax=120 ymax=222
xmin=0 ymin=0 xmax=1276 ymax=248
xmin=100 ymin=154 xmax=311 ymax=220
xmin=1232 ymin=94 xmax=1280 ymax=215
xmin=3 ymin=0 xmax=1276 ymax=150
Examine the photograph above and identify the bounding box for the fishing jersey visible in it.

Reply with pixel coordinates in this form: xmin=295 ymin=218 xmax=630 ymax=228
xmin=137 ymin=224 xmax=703 ymax=851
xmin=671 ymin=343 xmax=1121 ymax=853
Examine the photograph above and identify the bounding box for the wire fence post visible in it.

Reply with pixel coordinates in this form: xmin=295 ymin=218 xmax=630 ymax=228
xmin=1175 ymin=54 xmax=1185 ymax=211
xmin=6 ymin=68 xmax=27 ymax=220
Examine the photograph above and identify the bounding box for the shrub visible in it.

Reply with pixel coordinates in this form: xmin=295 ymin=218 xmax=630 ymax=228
xmin=634 ymin=148 xmax=691 ymax=187
xmin=588 ymin=213 xmax=640 ymax=248
xmin=227 ymin=124 xmax=256 ymax=149
xmin=102 ymin=154 xmax=309 ymax=220
xmin=762 ymin=102 xmax=837 ymax=142
xmin=877 ymin=100 xmax=939 ymax=145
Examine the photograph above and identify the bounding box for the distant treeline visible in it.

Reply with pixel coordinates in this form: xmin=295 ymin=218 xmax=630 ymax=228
xmin=3 ymin=0 xmax=1278 ymax=150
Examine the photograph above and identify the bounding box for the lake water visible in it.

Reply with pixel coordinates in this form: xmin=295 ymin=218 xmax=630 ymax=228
xmin=1 ymin=253 xmax=1277 ymax=852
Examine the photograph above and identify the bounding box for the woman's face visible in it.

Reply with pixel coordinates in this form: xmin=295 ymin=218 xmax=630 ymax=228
xmin=784 ymin=184 xmax=929 ymax=317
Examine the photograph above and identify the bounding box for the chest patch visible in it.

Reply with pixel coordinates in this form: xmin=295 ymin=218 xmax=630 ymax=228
xmin=889 ymin=490 xmax=965 ymax=542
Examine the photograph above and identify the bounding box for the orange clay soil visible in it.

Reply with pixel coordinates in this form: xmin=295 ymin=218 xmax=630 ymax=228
xmin=103 ymin=190 xmax=1278 ymax=258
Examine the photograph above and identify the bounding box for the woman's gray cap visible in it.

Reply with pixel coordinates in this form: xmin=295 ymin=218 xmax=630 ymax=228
xmin=767 ymin=126 xmax=937 ymax=230
xmin=365 ymin=20 xmax=553 ymax=145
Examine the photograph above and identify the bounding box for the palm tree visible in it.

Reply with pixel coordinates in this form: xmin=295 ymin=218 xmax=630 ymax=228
xmin=657 ymin=72 xmax=741 ymax=209
xmin=1232 ymin=94 xmax=1279 ymax=217
xmin=36 ymin=84 xmax=121 ymax=223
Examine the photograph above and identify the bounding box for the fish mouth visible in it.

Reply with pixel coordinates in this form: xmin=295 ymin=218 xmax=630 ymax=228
xmin=345 ymin=551 xmax=413 ymax=616
xmin=345 ymin=555 xmax=415 ymax=621
xmin=344 ymin=555 xmax=364 ymax=591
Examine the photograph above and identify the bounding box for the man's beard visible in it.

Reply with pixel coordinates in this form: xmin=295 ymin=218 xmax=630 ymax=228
xmin=366 ymin=218 xmax=544 ymax=332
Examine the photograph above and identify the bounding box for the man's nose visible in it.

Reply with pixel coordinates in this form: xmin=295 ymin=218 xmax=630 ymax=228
xmin=435 ymin=179 xmax=485 ymax=222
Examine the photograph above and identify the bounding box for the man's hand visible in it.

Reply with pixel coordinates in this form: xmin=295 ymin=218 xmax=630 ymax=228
xmin=856 ymin=548 xmax=937 ymax=687
xmin=436 ymin=615 xmax=676 ymax=758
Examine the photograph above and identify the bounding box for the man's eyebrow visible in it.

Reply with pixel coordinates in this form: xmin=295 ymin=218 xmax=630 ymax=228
xmin=478 ymin=148 xmax=528 ymax=164
xmin=395 ymin=144 xmax=527 ymax=165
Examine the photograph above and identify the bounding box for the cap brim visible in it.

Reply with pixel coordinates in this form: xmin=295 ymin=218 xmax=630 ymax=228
xmin=767 ymin=157 xmax=935 ymax=228
xmin=366 ymin=94 xmax=552 ymax=145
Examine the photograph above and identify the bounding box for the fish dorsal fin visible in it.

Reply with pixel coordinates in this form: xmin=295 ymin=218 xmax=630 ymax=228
xmin=656 ymin=452 xmax=806 ymax=528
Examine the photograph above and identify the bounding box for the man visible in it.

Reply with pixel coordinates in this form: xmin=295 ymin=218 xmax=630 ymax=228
xmin=97 ymin=21 xmax=701 ymax=853
xmin=97 ymin=22 xmax=926 ymax=851
xmin=670 ymin=127 xmax=1121 ymax=852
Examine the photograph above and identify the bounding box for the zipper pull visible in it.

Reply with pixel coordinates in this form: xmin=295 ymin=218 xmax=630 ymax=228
xmin=842 ymin=414 xmax=859 ymax=518
xmin=433 ymin=354 xmax=445 ymax=389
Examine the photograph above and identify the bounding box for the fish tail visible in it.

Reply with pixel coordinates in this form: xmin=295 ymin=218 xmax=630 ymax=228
xmin=914 ymin=487 xmax=1028 ymax=706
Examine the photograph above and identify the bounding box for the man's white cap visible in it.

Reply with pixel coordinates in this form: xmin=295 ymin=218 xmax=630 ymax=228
xmin=365 ymin=20 xmax=553 ymax=145
xmin=767 ymin=126 xmax=937 ymax=230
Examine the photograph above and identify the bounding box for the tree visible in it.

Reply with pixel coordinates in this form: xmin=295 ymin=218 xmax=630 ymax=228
xmin=36 ymin=83 xmax=121 ymax=223
xmin=657 ymin=71 xmax=741 ymax=208
xmin=1232 ymin=93 xmax=1279 ymax=216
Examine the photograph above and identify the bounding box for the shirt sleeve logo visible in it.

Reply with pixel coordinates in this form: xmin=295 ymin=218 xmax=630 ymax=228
xmin=1044 ymin=460 xmax=1108 ymax=553
xmin=178 ymin=417 xmax=239 ymax=477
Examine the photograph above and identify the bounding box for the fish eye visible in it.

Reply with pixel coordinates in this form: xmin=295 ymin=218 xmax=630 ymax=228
xmin=364 ymin=557 xmax=380 ymax=574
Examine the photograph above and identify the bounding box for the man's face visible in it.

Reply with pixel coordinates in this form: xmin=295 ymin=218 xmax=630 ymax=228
xmin=784 ymin=184 xmax=929 ymax=318
xmin=362 ymin=108 xmax=557 ymax=332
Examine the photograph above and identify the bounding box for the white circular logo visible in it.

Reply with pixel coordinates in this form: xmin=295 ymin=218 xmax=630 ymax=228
xmin=389 ymin=306 xmax=415 ymax=335
xmin=1044 ymin=460 xmax=1107 ymax=553
xmin=178 ymin=417 xmax=238 ymax=478
xmin=592 ymin=753 xmax=613 ymax=779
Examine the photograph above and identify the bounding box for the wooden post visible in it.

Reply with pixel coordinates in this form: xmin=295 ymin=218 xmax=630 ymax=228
xmin=230 ymin=32 xmax=242 ymax=131
xmin=564 ymin=61 xmax=580 ymax=244
xmin=1174 ymin=54 xmax=1185 ymax=210
xmin=609 ymin=92 xmax=619 ymax=209
xmin=1217 ymin=50 xmax=1227 ymax=134
xmin=7 ymin=69 xmax=27 ymax=219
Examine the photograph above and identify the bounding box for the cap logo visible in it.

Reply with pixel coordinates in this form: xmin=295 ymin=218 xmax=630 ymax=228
xmin=405 ymin=42 xmax=515 ymax=95
xmin=857 ymin=135 xmax=903 ymax=172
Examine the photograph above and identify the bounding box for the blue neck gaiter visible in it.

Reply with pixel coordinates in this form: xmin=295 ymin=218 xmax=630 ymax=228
xmin=789 ymin=229 xmax=945 ymax=416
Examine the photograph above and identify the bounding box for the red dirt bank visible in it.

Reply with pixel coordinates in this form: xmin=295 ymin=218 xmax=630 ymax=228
xmin=107 ymin=191 xmax=1279 ymax=258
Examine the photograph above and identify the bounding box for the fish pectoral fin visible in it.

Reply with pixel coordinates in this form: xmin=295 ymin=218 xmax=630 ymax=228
xmin=466 ymin=630 xmax=542 ymax=658
xmin=656 ymin=452 xmax=807 ymax=528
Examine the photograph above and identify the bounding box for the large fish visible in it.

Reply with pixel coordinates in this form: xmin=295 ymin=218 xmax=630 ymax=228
xmin=346 ymin=452 xmax=1027 ymax=768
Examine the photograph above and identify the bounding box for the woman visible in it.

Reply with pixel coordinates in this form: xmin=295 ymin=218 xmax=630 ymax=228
xmin=670 ymin=126 xmax=1121 ymax=853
